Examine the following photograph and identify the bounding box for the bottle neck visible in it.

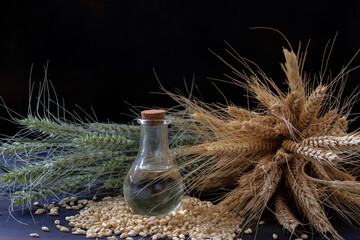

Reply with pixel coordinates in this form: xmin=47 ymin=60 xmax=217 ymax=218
xmin=137 ymin=122 xmax=172 ymax=169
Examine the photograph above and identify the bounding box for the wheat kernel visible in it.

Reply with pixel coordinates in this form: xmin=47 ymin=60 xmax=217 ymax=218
xmin=120 ymin=233 xmax=128 ymax=238
xmin=272 ymin=233 xmax=278 ymax=239
xmin=74 ymin=229 xmax=87 ymax=235
xmin=49 ymin=211 xmax=59 ymax=216
xmin=41 ymin=226 xmax=50 ymax=232
xmin=87 ymin=233 xmax=96 ymax=238
xmin=61 ymin=197 xmax=71 ymax=203
xmin=54 ymin=220 xmax=60 ymax=225
xmin=301 ymin=234 xmax=308 ymax=239
xmin=60 ymin=227 xmax=70 ymax=232
xmin=34 ymin=208 xmax=45 ymax=215
xmin=126 ymin=238 xmax=133 ymax=240
xmin=244 ymin=228 xmax=252 ymax=234
xmin=108 ymin=236 xmax=118 ymax=240
xmin=56 ymin=225 xmax=63 ymax=230
xmin=78 ymin=199 xmax=88 ymax=205
xmin=259 ymin=220 xmax=265 ymax=225
xmin=47 ymin=204 xmax=55 ymax=210
xmin=30 ymin=233 xmax=39 ymax=238
xmin=33 ymin=201 xmax=40 ymax=207
xmin=50 ymin=208 xmax=58 ymax=213
xmin=139 ymin=232 xmax=147 ymax=237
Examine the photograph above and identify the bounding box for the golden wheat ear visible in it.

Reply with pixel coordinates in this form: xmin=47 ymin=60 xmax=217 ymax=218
xmin=274 ymin=191 xmax=301 ymax=234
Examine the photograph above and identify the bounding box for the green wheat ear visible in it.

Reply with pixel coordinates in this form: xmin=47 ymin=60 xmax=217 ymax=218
xmin=88 ymin=123 xmax=140 ymax=138
xmin=18 ymin=115 xmax=89 ymax=138
xmin=75 ymin=133 xmax=137 ymax=150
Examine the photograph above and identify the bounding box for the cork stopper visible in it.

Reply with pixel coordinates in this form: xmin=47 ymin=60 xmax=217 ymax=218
xmin=140 ymin=109 xmax=167 ymax=125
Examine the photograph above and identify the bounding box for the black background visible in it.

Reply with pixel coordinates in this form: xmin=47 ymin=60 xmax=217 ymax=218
xmin=1 ymin=0 xmax=360 ymax=136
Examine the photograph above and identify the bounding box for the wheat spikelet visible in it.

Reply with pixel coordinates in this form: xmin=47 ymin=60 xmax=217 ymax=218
xmin=194 ymin=140 xmax=278 ymax=157
xmin=302 ymin=109 xmax=338 ymax=137
xmin=303 ymin=135 xmax=360 ymax=149
xmin=75 ymin=133 xmax=136 ymax=150
xmin=19 ymin=115 xmax=89 ymax=138
xmin=274 ymin=147 xmax=293 ymax=163
xmin=287 ymin=157 xmax=342 ymax=239
xmin=296 ymin=86 xmax=327 ymax=132
xmin=328 ymin=117 xmax=349 ymax=136
xmin=227 ymin=106 xmax=256 ymax=121
xmin=285 ymin=91 xmax=304 ymax=121
xmin=282 ymin=140 xmax=340 ymax=165
xmin=281 ymin=48 xmax=305 ymax=95
xmin=219 ymin=155 xmax=281 ymax=222
xmin=239 ymin=121 xmax=282 ymax=139
xmin=274 ymin=192 xmax=301 ymax=233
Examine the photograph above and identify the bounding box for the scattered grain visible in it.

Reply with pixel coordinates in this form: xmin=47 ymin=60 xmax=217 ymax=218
xmin=47 ymin=204 xmax=55 ymax=210
xmin=34 ymin=208 xmax=45 ymax=215
xmin=56 ymin=225 xmax=64 ymax=230
xmin=272 ymin=233 xmax=278 ymax=239
xmin=60 ymin=227 xmax=70 ymax=232
xmin=33 ymin=201 xmax=40 ymax=207
xmin=244 ymin=228 xmax=252 ymax=234
xmin=30 ymin=233 xmax=39 ymax=238
xmin=54 ymin=219 xmax=60 ymax=225
xmin=41 ymin=226 xmax=50 ymax=232
xmin=301 ymin=234 xmax=308 ymax=239
xmin=259 ymin=220 xmax=265 ymax=225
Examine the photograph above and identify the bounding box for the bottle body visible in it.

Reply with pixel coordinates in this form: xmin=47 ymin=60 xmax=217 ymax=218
xmin=123 ymin=116 xmax=184 ymax=216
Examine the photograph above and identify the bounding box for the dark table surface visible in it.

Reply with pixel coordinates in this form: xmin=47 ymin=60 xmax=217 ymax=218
xmin=1 ymin=195 xmax=360 ymax=240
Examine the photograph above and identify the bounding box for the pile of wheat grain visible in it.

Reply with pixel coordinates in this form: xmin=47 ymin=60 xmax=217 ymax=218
xmin=61 ymin=195 xmax=243 ymax=240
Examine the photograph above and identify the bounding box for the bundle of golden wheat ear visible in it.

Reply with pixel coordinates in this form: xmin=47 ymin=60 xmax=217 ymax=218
xmin=174 ymin=44 xmax=360 ymax=240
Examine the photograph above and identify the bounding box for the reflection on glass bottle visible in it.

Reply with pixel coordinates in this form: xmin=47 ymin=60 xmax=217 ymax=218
xmin=123 ymin=110 xmax=184 ymax=216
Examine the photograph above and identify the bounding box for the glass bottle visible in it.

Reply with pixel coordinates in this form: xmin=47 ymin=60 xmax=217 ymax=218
xmin=123 ymin=109 xmax=184 ymax=216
